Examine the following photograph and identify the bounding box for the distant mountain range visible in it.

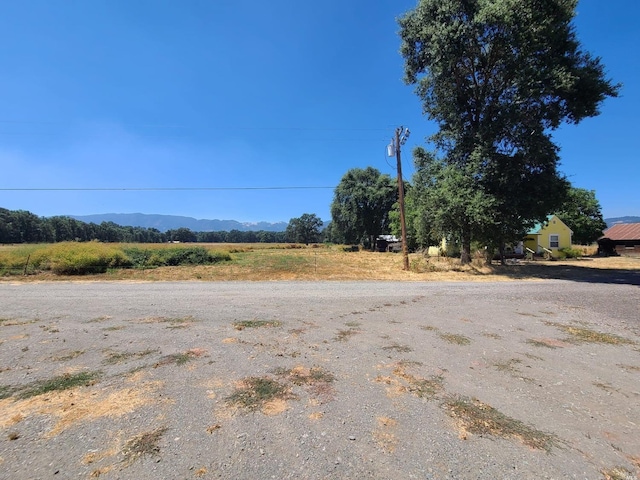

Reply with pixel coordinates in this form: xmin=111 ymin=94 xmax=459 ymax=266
xmin=67 ymin=213 xmax=637 ymax=233
xmin=605 ymin=216 xmax=640 ymax=228
xmin=69 ymin=213 xmax=288 ymax=232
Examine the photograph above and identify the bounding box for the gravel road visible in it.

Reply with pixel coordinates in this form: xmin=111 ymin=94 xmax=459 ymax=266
xmin=1 ymin=280 xmax=639 ymax=479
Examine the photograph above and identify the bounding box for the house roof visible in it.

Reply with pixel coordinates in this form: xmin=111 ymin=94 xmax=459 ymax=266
xmin=601 ymin=223 xmax=640 ymax=241
xmin=527 ymin=215 xmax=572 ymax=235
xmin=527 ymin=215 xmax=553 ymax=235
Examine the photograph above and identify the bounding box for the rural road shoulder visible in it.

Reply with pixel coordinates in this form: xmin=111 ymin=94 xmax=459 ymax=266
xmin=1 ymin=280 xmax=639 ymax=479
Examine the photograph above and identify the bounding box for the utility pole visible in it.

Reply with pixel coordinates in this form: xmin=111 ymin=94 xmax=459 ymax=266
xmin=389 ymin=126 xmax=410 ymax=271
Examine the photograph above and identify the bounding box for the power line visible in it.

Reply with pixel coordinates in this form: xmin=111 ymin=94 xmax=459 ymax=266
xmin=0 ymin=186 xmax=336 ymax=191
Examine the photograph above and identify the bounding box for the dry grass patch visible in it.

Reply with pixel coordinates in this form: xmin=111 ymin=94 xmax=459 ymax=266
xmin=376 ymin=362 xmax=443 ymax=399
xmin=420 ymin=325 xmax=438 ymax=331
xmin=482 ymin=332 xmax=502 ymax=339
xmin=122 ymin=427 xmax=167 ymax=463
xmin=233 ymin=320 xmax=282 ymax=330
xmin=0 ymin=380 xmax=162 ymax=436
xmin=0 ymin=385 xmax=15 ymax=400
xmin=49 ymin=350 xmax=85 ymax=362
xmin=155 ymin=348 xmax=207 ymax=367
xmin=15 ymin=371 xmax=100 ymax=399
xmin=382 ymin=343 xmax=413 ymax=353
xmin=334 ymin=328 xmax=359 ymax=342
xmin=103 ymin=348 xmax=158 ymax=365
xmin=138 ymin=316 xmax=197 ymax=327
xmin=618 ymin=364 xmax=640 ymax=372
xmin=226 ymin=377 xmax=295 ymax=413
xmin=492 ymin=358 xmax=534 ymax=382
xmin=439 ymin=333 xmax=471 ymax=345
xmin=493 ymin=358 xmax=523 ymax=374
xmin=526 ymin=338 xmax=563 ymax=349
xmin=274 ymin=365 xmax=335 ymax=402
xmin=86 ymin=316 xmax=112 ymax=323
xmin=545 ymin=322 xmax=635 ymax=345
xmin=444 ymin=396 xmax=557 ymax=451
xmin=0 ymin=317 xmax=38 ymax=327
xmin=373 ymin=416 xmax=398 ymax=453
xmin=275 ymin=365 xmax=335 ymax=386
xmin=601 ymin=467 xmax=636 ymax=480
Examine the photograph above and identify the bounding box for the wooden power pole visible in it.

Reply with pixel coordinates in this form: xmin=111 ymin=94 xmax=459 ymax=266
xmin=394 ymin=127 xmax=410 ymax=271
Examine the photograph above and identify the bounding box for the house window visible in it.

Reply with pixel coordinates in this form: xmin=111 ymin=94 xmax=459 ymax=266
xmin=549 ymin=235 xmax=559 ymax=248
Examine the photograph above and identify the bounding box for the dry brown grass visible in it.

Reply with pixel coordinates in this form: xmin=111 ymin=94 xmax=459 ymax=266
xmin=2 ymin=243 xmax=638 ymax=282
xmin=444 ymin=395 xmax=557 ymax=451
xmin=545 ymin=322 xmax=635 ymax=345
xmin=0 ymin=378 xmax=162 ymax=437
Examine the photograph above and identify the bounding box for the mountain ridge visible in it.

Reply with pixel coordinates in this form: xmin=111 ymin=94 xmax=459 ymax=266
xmin=605 ymin=216 xmax=640 ymax=227
xmin=69 ymin=213 xmax=288 ymax=232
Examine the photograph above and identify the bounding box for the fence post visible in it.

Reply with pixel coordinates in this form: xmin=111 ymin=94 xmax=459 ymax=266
xmin=23 ymin=254 xmax=31 ymax=275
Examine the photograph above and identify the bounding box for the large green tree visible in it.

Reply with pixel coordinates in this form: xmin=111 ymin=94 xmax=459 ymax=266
xmin=556 ymin=187 xmax=607 ymax=244
xmin=399 ymin=0 xmax=619 ymax=263
xmin=286 ymin=213 xmax=324 ymax=244
xmin=330 ymin=167 xmax=397 ymax=249
xmin=407 ymin=148 xmax=497 ymax=252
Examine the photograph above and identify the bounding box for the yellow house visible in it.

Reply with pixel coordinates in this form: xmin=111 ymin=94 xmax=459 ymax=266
xmin=524 ymin=215 xmax=573 ymax=253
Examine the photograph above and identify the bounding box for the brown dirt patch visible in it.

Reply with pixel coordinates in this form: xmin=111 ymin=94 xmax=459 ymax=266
xmin=0 ymin=380 xmax=162 ymax=437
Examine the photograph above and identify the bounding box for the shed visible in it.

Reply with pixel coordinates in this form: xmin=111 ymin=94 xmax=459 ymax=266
xmin=598 ymin=223 xmax=640 ymax=256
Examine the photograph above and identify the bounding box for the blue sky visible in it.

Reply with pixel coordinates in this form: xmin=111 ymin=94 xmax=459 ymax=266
xmin=1 ymin=0 xmax=637 ymax=224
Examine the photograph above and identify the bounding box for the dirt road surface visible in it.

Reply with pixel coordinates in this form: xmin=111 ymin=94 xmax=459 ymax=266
xmin=1 ymin=280 xmax=639 ymax=479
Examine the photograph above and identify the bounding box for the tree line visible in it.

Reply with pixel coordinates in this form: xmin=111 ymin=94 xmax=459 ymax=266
xmin=0 ymin=208 xmax=293 ymax=244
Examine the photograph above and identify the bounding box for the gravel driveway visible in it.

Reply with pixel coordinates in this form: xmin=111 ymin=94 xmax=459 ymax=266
xmin=1 ymin=280 xmax=639 ymax=479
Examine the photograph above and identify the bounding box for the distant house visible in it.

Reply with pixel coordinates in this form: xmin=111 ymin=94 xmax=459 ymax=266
xmin=427 ymin=237 xmax=456 ymax=256
xmin=598 ymin=223 xmax=640 ymax=256
xmin=376 ymin=235 xmax=402 ymax=253
xmin=524 ymin=215 xmax=573 ymax=254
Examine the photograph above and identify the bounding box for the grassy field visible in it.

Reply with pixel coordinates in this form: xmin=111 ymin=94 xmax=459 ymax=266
xmin=1 ymin=242 xmax=638 ymax=282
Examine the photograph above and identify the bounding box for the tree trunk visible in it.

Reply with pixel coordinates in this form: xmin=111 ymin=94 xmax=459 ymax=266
xmin=460 ymin=230 xmax=472 ymax=265
xmin=499 ymin=242 xmax=506 ymax=266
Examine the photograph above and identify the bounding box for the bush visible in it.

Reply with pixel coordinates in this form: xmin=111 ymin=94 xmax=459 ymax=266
xmin=33 ymin=242 xmax=129 ymax=275
xmin=124 ymin=246 xmax=230 ymax=268
xmin=558 ymin=247 xmax=583 ymax=259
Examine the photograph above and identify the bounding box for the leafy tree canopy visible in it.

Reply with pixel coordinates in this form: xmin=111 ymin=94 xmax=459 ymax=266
xmin=556 ymin=187 xmax=607 ymax=244
xmin=399 ymin=0 xmax=619 ymax=262
xmin=330 ymin=167 xmax=397 ymax=249
xmin=285 ymin=213 xmax=324 ymax=244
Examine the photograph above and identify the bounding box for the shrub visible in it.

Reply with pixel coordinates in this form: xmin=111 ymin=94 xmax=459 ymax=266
xmin=124 ymin=246 xmax=230 ymax=268
xmin=33 ymin=242 xmax=129 ymax=275
xmin=558 ymin=247 xmax=583 ymax=259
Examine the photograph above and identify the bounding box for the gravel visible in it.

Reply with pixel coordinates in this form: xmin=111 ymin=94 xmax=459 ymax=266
xmin=0 ymin=280 xmax=639 ymax=479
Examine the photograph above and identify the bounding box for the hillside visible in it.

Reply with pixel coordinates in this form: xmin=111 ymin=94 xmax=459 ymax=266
xmin=605 ymin=216 xmax=640 ymax=227
xmin=69 ymin=213 xmax=288 ymax=232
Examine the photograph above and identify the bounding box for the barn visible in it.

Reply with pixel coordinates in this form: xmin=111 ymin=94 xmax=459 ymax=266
xmin=598 ymin=223 xmax=640 ymax=256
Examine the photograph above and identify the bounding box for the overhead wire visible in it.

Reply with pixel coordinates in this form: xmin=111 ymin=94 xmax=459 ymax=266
xmin=0 ymin=186 xmax=336 ymax=191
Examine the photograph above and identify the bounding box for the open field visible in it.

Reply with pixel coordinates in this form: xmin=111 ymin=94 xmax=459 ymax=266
xmin=1 ymin=242 xmax=639 ymax=283
xmin=0 ymin=281 xmax=639 ymax=479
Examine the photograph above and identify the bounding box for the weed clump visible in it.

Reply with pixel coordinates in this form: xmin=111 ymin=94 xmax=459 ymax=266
xmin=546 ymin=322 xmax=634 ymax=345
xmin=439 ymin=333 xmax=471 ymax=345
xmin=226 ymin=377 xmax=295 ymax=411
xmin=444 ymin=395 xmax=556 ymax=451
xmin=17 ymin=371 xmax=100 ymax=399
xmin=122 ymin=427 xmax=168 ymax=462
xmin=233 ymin=320 xmax=282 ymax=330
